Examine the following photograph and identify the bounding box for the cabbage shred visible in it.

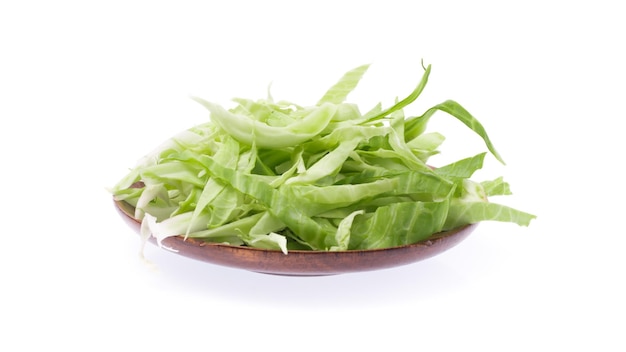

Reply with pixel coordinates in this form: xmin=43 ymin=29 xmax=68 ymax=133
xmin=111 ymin=63 xmax=535 ymax=253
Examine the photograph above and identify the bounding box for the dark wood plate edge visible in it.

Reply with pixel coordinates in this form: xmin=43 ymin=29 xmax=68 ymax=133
xmin=114 ymin=199 xmax=477 ymax=275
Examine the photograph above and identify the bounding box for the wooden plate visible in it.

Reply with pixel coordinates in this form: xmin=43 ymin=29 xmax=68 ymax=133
xmin=114 ymin=199 xmax=477 ymax=276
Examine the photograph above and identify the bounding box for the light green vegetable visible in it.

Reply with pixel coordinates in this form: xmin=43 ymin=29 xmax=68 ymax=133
xmin=111 ymin=62 xmax=535 ymax=252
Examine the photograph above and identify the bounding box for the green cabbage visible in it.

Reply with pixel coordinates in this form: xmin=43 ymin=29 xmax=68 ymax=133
xmin=111 ymin=62 xmax=535 ymax=253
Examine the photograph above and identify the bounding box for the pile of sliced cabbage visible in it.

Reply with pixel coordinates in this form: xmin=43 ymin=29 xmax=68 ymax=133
xmin=111 ymin=63 xmax=535 ymax=253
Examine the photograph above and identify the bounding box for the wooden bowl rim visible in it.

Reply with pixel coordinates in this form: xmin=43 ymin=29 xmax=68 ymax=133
xmin=114 ymin=199 xmax=477 ymax=275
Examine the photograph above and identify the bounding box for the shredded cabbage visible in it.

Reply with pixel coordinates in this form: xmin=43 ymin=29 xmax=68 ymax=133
xmin=111 ymin=62 xmax=535 ymax=252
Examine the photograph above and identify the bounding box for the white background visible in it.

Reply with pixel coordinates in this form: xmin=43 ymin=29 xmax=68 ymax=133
xmin=2 ymin=0 xmax=624 ymax=350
